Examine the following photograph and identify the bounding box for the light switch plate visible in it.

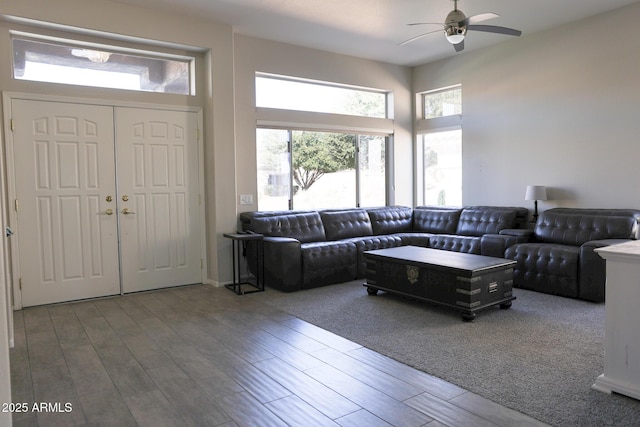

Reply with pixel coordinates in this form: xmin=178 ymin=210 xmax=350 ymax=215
xmin=239 ymin=194 xmax=253 ymax=205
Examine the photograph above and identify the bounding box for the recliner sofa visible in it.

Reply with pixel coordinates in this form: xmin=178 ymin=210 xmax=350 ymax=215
xmin=239 ymin=205 xmax=528 ymax=292
xmin=503 ymin=208 xmax=640 ymax=302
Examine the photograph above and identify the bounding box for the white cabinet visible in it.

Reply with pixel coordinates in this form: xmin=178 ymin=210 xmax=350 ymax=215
xmin=592 ymin=241 xmax=640 ymax=400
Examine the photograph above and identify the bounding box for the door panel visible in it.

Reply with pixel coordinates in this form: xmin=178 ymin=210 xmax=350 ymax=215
xmin=115 ymin=108 xmax=202 ymax=293
xmin=12 ymin=100 xmax=119 ymax=306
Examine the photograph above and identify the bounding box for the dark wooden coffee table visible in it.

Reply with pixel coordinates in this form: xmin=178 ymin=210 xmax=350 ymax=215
xmin=364 ymin=246 xmax=516 ymax=321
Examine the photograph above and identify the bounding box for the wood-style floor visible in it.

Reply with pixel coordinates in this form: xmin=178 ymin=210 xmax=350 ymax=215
xmin=9 ymin=284 xmax=548 ymax=426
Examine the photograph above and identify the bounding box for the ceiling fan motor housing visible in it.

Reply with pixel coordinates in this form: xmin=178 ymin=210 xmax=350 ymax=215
xmin=445 ymin=9 xmax=467 ymax=43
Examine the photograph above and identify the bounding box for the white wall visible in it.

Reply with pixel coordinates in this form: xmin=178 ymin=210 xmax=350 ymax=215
xmin=413 ymin=2 xmax=640 ymax=213
xmin=233 ymin=35 xmax=414 ymax=211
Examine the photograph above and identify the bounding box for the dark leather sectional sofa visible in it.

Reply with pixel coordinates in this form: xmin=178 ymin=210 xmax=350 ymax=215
xmin=503 ymin=208 xmax=640 ymax=302
xmin=239 ymin=205 xmax=640 ymax=302
xmin=239 ymin=205 xmax=528 ymax=292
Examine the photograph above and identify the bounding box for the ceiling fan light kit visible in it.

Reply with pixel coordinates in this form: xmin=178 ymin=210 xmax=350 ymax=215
xmin=401 ymin=0 xmax=521 ymax=52
xmin=445 ymin=7 xmax=467 ymax=44
xmin=445 ymin=26 xmax=466 ymax=44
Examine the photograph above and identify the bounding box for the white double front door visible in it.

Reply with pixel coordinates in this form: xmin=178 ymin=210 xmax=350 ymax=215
xmin=10 ymin=99 xmax=203 ymax=307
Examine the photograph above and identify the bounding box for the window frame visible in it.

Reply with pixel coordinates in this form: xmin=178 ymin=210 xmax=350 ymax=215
xmin=10 ymin=31 xmax=197 ymax=95
xmin=256 ymin=127 xmax=389 ymax=210
xmin=256 ymin=72 xmax=389 ymax=119
xmin=255 ymin=72 xmax=395 ymax=210
xmin=422 ymin=84 xmax=462 ymax=119
xmin=416 ymin=84 xmax=463 ymax=206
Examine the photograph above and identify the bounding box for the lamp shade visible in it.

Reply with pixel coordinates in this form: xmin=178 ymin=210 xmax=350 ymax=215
xmin=525 ymin=185 xmax=547 ymax=201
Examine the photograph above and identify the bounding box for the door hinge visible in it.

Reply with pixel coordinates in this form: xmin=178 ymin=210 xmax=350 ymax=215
xmin=19 ymin=278 xmax=22 ymax=290
xmin=197 ymin=128 xmax=200 ymax=141
xmin=201 ymin=259 xmax=203 ymax=269
xmin=14 ymin=199 xmax=19 ymax=212
xmin=10 ymin=119 xmax=15 ymax=132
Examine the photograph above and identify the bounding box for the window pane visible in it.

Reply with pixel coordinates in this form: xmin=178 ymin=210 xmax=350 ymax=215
xmin=256 ymin=75 xmax=386 ymax=118
xmin=423 ymin=86 xmax=461 ymax=119
xmin=292 ymin=131 xmax=356 ymax=209
xmin=257 ymin=129 xmax=291 ymax=211
xmin=423 ymin=129 xmax=462 ymax=206
xmin=13 ymin=37 xmax=193 ymax=95
xmin=359 ymin=135 xmax=386 ymax=207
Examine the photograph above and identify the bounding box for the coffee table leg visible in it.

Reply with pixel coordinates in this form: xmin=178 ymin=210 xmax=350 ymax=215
xmin=462 ymin=312 xmax=476 ymax=322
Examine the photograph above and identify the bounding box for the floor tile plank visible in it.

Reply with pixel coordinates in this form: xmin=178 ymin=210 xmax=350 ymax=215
xmin=217 ymin=391 xmax=288 ymax=427
xmin=305 ymin=364 xmax=434 ymax=426
xmin=312 ymin=347 xmax=423 ymax=401
xmin=347 ymin=346 xmax=467 ymax=400
xmin=265 ymin=395 xmax=341 ymax=427
xmin=255 ymin=357 xmax=361 ymax=419
xmin=405 ymin=391 xmax=499 ymax=427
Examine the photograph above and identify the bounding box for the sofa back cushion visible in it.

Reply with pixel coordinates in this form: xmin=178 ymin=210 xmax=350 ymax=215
xmin=456 ymin=207 xmax=518 ymax=237
xmin=321 ymin=209 xmax=373 ymax=241
xmin=250 ymin=212 xmax=326 ymax=243
xmin=535 ymin=209 xmax=640 ymax=245
xmin=366 ymin=206 xmax=413 ymax=235
xmin=413 ymin=206 xmax=462 ymax=234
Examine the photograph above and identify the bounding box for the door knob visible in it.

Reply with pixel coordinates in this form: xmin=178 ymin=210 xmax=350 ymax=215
xmin=99 ymin=208 xmax=114 ymax=216
xmin=122 ymin=208 xmax=136 ymax=215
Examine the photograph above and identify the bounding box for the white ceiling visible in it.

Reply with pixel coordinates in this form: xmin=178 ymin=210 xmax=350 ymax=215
xmin=111 ymin=0 xmax=640 ymax=66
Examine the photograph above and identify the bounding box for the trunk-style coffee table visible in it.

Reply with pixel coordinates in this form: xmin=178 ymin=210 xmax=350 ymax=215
xmin=364 ymin=246 xmax=516 ymax=321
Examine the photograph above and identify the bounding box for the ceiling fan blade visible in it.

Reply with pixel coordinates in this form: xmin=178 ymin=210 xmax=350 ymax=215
xmin=467 ymin=25 xmax=522 ymax=36
xmin=462 ymin=12 xmax=499 ymax=25
xmin=453 ymin=39 xmax=465 ymax=52
xmin=398 ymin=29 xmax=443 ymax=47
xmin=407 ymin=22 xmax=442 ymax=26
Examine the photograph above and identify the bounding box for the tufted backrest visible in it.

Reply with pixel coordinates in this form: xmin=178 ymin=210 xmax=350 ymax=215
xmin=535 ymin=208 xmax=640 ymax=246
xmin=249 ymin=212 xmax=326 ymax=243
xmin=320 ymin=209 xmax=373 ymax=241
xmin=413 ymin=206 xmax=462 ymax=234
xmin=456 ymin=207 xmax=518 ymax=237
xmin=366 ymin=206 xmax=413 ymax=235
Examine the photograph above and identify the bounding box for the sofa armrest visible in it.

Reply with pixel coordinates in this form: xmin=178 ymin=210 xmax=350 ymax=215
xmin=500 ymin=228 xmax=534 ymax=241
xmin=580 ymin=239 xmax=631 ymax=302
xmin=262 ymin=237 xmax=303 ymax=292
xmin=480 ymin=234 xmax=521 ymax=258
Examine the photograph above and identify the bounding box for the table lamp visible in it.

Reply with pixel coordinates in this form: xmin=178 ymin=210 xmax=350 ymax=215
xmin=525 ymin=185 xmax=547 ymax=223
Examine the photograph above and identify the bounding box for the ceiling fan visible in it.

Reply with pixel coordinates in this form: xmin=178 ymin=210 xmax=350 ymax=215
xmin=400 ymin=0 xmax=522 ymax=52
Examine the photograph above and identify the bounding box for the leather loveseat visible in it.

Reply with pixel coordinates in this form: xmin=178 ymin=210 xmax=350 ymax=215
xmin=239 ymin=205 xmax=527 ymax=292
xmin=503 ymin=208 xmax=640 ymax=302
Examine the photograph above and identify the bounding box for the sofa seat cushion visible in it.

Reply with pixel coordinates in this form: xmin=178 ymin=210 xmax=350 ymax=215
xmin=366 ymin=206 xmax=413 ymax=235
xmin=428 ymin=235 xmax=480 ymax=254
xmin=396 ymin=232 xmax=432 ymax=247
xmin=320 ymin=209 xmax=373 ymax=241
xmin=300 ymin=241 xmax=357 ymax=288
xmin=250 ymin=212 xmax=326 ymax=243
xmin=348 ymin=235 xmax=404 ymax=278
xmin=504 ymin=243 xmax=580 ymax=298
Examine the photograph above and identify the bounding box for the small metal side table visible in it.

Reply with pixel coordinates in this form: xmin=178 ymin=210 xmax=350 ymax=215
xmin=223 ymin=232 xmax=264 ymax=295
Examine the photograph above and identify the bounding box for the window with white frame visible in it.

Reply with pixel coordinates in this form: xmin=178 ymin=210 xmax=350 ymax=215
xmin=256 ymin=73 xmax=387 ymax=118
xmin=418 ymin=85 xmax=462 ymax=206
xmin=12 ymin=33 xmax=195 ymax=95
xmin=256 ymin=129 xmax=387 ymax=210
xmin=255 ymin=74 xmax=390 ymax=210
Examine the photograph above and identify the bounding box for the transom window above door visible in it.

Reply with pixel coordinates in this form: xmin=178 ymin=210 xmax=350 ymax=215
xmin=11 ymin=33 xmax=195 ymax=95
